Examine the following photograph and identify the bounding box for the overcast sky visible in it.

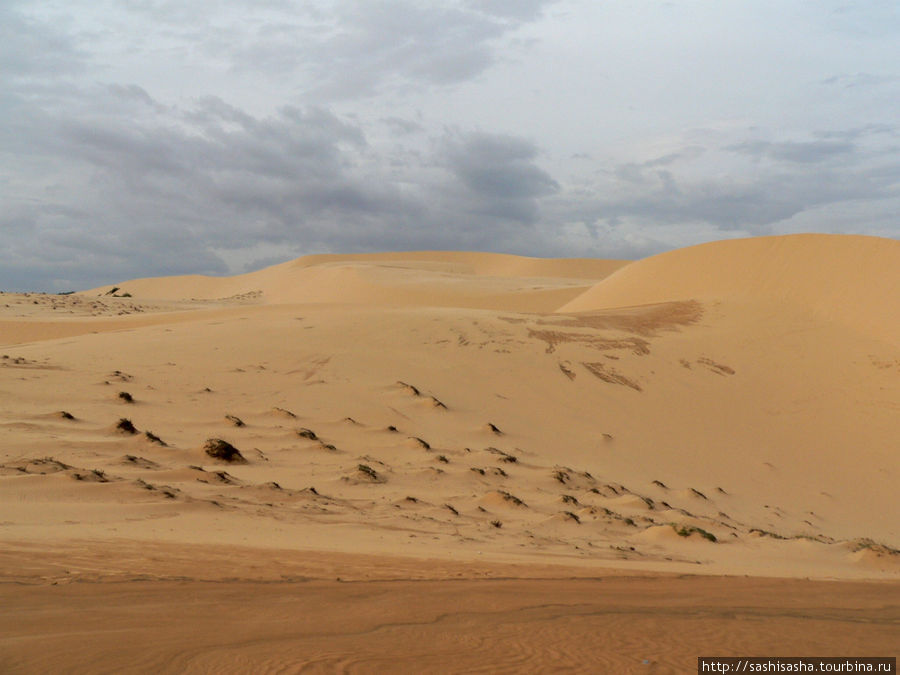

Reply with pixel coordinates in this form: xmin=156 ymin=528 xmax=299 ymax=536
xmin=2 ymin=0 xmax=898 ymax=290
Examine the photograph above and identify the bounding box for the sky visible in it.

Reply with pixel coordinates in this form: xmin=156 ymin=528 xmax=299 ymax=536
xmin=2 ymin=0 xmax=898 ymax=291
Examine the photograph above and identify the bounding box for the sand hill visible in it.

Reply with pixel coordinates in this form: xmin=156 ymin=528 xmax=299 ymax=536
xmin=560 ymin=234 xmax=900 ymax=343
xmin=1 ymin=234 xmax=897 ymax=671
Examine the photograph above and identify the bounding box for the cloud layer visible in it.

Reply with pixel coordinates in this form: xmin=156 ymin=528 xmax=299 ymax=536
xmin=1 ymin=0 xmax=897 ymax=290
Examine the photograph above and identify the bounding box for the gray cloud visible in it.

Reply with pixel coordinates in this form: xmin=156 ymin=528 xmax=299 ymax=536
xmin=727 ymin=140 xmax=855 ymax=164
xmin=444 ymin=133 xmax=559 ymax=201
xmin=465 ymin=0 xmax=558 ymax=21
xmin=0 ymin=1 xmax=897 ymax=291
xmin=548 ymin=132 xmax=900 ymax=251
xmin=0 ymin=4 xmax=85 ymax=80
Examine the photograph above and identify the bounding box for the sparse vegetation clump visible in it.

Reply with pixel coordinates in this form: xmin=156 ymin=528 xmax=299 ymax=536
xmin=296 ymin=427 xmax=317 ymax=440
xmin=498 ymin=490 xmax=526 ymax=507
xmin=116 ymin=418 xmax=138 ymax=434
xmin=490 ymin=520 xmax=502 ymax=528
xmin=118 ymin=391 xmax=134 ymax=403
xmin=144 ymin=431 xmax=167 ymax=446
xmin=272 ymin=407 xmax=296 ymax=418
xmin=672 ymin=524 xmax=717 ymax=542
xmin=225 ymin=415 xmax=245 ymax=427
xmin=203 ymin=438 xmax=246 ymax=463
xmin=357 ymin=464 xmax=379 ymax=480
xmin=849 ymin=538 xmax=900 ymax=556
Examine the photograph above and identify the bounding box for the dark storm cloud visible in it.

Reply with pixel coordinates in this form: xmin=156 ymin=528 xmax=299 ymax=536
xmin=443 ymin=133 xmax=559 ymax=201
xmin=0 ymin=89 xmax=384 ymax=289
xmin=0 ymin=73 xmax=563 ymax=289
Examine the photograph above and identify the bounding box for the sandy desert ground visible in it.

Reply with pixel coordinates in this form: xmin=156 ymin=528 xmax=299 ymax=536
xmin=1 ymin=234 xmax=898 ymax=672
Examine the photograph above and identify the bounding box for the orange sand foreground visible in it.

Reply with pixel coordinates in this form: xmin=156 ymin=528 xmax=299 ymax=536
xmin=1 ymin=234 xmax=897 ymax=672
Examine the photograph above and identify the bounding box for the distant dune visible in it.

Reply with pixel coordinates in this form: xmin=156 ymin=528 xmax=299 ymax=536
xmin=85 ymin=251 xmax=629 ymax=311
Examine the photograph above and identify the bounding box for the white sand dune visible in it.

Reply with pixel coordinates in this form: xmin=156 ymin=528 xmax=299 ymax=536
xmin=1 ymin=234 xmax=897 ymax=671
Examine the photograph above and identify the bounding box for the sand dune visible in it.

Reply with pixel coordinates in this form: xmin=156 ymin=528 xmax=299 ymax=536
xmin=1 ymin=235 xmax=898 ymax=672
xmin=84 ymin=251 xmax=629 ymax=311
xmin=560 ymin=234 xmax=900 ymax=342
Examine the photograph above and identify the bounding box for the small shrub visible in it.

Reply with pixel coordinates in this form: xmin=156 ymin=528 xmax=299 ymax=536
xmin=144 ymin=431 xmax=167 ymax=446
xmin=498 ymin=490 xmax=526 ymax=507
xmin=410 ymin=436 xmax=430 ymax=449
xmin=490 ymin=520 xmax=502 ymax=528
xmin=357 ymin=464 xmax=378 ymax=480
xmin=116 ymin=418 xmax=137 ymax=434
xmin=225 ymin=414 xmax=245 ymax=427
xmin=118 ymin=391 xmax=134 ymax=403
xmin=203 ymin=438 xmax=246 ymax=463
xmin=673 ymin=524 xmax=717 ymax=542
